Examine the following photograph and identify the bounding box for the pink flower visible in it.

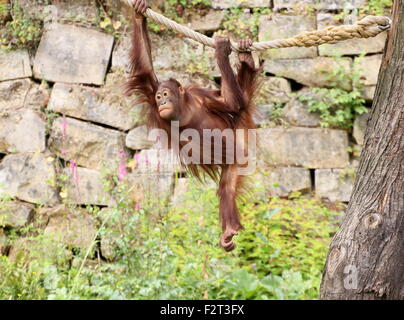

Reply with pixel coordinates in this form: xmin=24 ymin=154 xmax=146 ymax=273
xmin=119 ymin=149 xmax=126 ymax=158
xmin=61 ymin=118 xmax=68 ymax=137
xmin=69 ymin=160 xmax=80 ymax=186
xmin=133 ymin=153 xmax=141 ymax=168
xmin=118 ymin=164 xmax=127 ymax=181
xmin=118 ymin=149 xmax=128 ymax=181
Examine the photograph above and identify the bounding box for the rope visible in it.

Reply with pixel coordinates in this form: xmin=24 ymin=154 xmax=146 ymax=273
xmin=122 ymin=0 xmax=391 ymax=52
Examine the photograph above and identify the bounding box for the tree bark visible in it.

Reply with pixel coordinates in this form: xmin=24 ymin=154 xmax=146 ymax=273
xmin=320 ymin=0 xmax=404 ymax=300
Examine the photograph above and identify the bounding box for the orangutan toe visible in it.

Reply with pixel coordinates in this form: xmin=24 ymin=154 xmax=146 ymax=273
xmin=222 ymin=240 xmax=236 ymax=251
xmin=220 ymin=229 xmax=238 ymax=252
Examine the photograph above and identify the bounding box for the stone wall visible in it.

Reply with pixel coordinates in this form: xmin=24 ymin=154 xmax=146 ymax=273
xmin=0 ymin=0 xmax=387 ymax=255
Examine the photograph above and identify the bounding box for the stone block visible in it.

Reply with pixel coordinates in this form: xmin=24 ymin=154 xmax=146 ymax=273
xmin=353 ymin=112 xmax=370 ymax=145
xmin=282 ymin=96 xmax=321 ymax=127
xmin=187 ymin=9 xmax=225 ymax=32
xmin=362 ymin=86 xmax=376 ymax=101
xmin=0 ymin=110 xmax=46 ymax=153
xmin=212 ymin=0 xmax=270 ymax=8
xmin=62 ymin=167 xmax=113 ymax=206
xmin=126 ymin=125 xmax=155 ymax=150
xmin=315 ymin=168 xmax=354 ymax=202
xmin=0 ymin=79 xmax=49 ymax=111
xmin=42 ymin=206 xmax=97 ymax=250
xmin=0 ymin=153 xmax=59 ymax=205
xmin=33 ymin=24 xmax=114 ymax=85
xmin=0 ymin=201 xmax=35 ymax=228
xmin=255 ymin=167 xmax=312 ymax=197
xmin=0 ymin=50 xmax=31 ymax=81
xmin=257 ymin=76 xmax=292 ymax=105
xmin=48 ymin=82 xmax=142 ymax=131
xmin=259 ymin=15 xmax=317 ymax=59
xmin=258 ymin=127 xmax=350 ymax=168
xmin=354 ymin=54 xmax=382 ymax=86
xmin=49 ymin=117 xmax=127 ymax=170
xmin=126 ymin=172 xmax=175 ymax=204
xmin=264 ymin=57 xmax=352 ymax=89
xmin=273 ymin=0 xmax=365 ymax=10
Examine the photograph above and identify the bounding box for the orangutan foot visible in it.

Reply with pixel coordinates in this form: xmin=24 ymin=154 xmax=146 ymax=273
xmin=220 ymin=228 xmax=238 ymax=252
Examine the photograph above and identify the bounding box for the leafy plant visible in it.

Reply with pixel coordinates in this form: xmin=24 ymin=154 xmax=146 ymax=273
xmin=222 ymin=269 xmax=315 ymax=300
xmin=185 ymin=50 xmax=211 ymax=77
xmin=145 ymin=0 xmax=211 ymax=33
xmin=0 ymin=170 xmax=342 ymax=300
xmin=360 ymin=0 xmax=393 ymax=16
xmin=297 ymin=56 xmax=368 ymax=129
xmin=164 ymin=0 xmax=212 ymax=11
xmin=221 ymin=8 xmax=271 ymax=40
xmin=95 ymin=2 xmax=129 ymax=38
xmin=0 ymin=1 xmax=43 ymax=50
xmin=256 ymin=102 xmax=286 ymax=127
xmin=0 ymin=0 xmax=8 ymax=18
xmin=298 ymin=88 xmax=367 ymax=129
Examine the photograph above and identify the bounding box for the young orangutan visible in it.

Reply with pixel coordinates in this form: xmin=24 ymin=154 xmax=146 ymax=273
xmin=127 ymin=0 xmax=261 ymax=251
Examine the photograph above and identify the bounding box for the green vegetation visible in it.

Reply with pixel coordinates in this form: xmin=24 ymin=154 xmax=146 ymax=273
xmin=185 ymin=50 xmax=212 ymax=78
xmin=256 ymin=102 xmax=287 ymax=128
xmin=163 ymin=0 xmax=212 ymax=15
xmin=1 ymin=0 xmax=367 ymax=300
xmin=361 ymin=0 xmax=393 ymax=16
xmin=221 ymin=8 xmax=271 ymax=40
xmin=297 ymin=56 xmax=368 ymax=129
xmin=0 ymin=0 xmax=130 ymax=49
xmin=97 ymin=11 xmax=127 ymax=38
xmin=338 ymin=163 xmax=357 ymax=184
xmin=0 ymin=174 xmax=342 ymax=300
xmin=0 ymin=1 xmax=44 ymax=50
xmin=298 ymin=88 xmax=366 ymax=129
xmin=0 ymin=1 xmax=7 ymax=17
xmin=148 ymin=0 xmax=212 ymax=33
xmin=96 ymin=1 xmax=129 ymax=38
xmin=171 ymin=0 xmax=212 ymax=8
xmin=346 ymin=144 xmax=362 ymax=159
xmin=147 ymin=1 xmax=271 ymax=40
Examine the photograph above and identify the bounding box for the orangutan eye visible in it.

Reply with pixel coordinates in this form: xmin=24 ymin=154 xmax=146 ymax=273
xmin=156 ymin=94 xmax=161 ymax=100
xmin=163 ymin=91 xmax=168 ymax=97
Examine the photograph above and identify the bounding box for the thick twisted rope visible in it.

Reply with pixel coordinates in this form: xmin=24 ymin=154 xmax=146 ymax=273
xmin=122 ymin=1 xmax=391 ymax=52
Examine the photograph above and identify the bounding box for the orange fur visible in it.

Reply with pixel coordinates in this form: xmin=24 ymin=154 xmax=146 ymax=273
xmin=125 ymin=15 xmax=261 ymax=251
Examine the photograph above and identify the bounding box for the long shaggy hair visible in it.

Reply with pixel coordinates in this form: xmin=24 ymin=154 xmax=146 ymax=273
xmin=125 ymin=17 xmax=262 ymax=187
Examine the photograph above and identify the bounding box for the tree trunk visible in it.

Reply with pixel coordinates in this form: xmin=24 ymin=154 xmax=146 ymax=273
xmin=320 ymin=0 xmax=404 ymax=300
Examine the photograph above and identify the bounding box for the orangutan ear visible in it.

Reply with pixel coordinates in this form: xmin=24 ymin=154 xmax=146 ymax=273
xmin=179 ymin=86 xmax=185 ymax=95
